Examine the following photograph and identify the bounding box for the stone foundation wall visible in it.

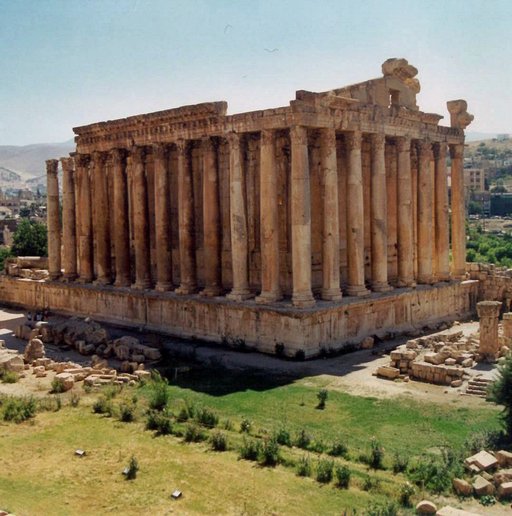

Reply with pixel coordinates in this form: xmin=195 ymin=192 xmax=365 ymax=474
xmin=467 ymin=263 xmax=512 ymax=309
xmin=0 ymin=276 xmax=478 ymax=358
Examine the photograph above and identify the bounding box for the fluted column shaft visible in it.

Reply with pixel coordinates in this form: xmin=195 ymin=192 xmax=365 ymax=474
xmin=112 ymin=149 xmax=130 ymax=287
xmin=131 ymin=146 xmax=151 ymax=289
xmin=175 ymin=140 xmax=197 ymax=294
xmin=319 ymin=128 xmax=342 ymax=301
xmin=256 ymin=130 xmax=281 ymax=303
xmin=346 ymin=131 xmax=369 ymax=297
xmin=227 ymin=133 xmax=251 ymax=301
xmin=61 ymin=157 xmax=77 ymax=280
xmin=434 ymin=143 xmax=450 ymax=281
xmin=46 ymin=159 xmax=61 ymax=280
xmin=396 ymin=137 xmax=415 ymax=287
xmin=200 ymin=137 xmax=222 ymax=296
xmin=75 ymin=155 xmax=93 ymax=282
xmin=450 ymin=144 xmax=466 ymax=279
xmin=153 ymin=144 xmax=173 ymax=291
xmin=370 ymin=133 xmax=391 ymax=292
xmin=91 ymin=151 xmax=111 ymax=284
xmin=417 ymin=141 xmax=434 ymax=284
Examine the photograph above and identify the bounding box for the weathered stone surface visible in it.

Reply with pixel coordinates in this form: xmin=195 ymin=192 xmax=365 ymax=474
xmin=0 ymin=352 xmax=24 ymax=372
xmin=465 ymin=450 xmax=498 ymax=471
xmin=360 ymin=336 xmax=374 ymax=349
xmin=415 ymin=500 xmax=437 ymax=514
xmin=436 ymin=507 xmax=480 ymax=516
xmin=498 ymin=481 xmax=512 ymax=499
xmin=493 ymin=468 xmax=512 ymax=485
xmin=452 ymin=477 xmax=472 ymax=496
xmin=472 ymin=474 xmax=495 ymax=496
xmin=376 ymin=366 xmax=400 ymax=379
xmin=24 ymin=338 xmax=45 ymax=362
xmin=54 ymin=372 xmax=74 ymax=391
xmin=496 ymin=450 xmax=512 ymax=467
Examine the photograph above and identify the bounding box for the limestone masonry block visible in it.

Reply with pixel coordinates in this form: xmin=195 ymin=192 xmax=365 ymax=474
xmin=472 ymin=475 xmax=495 ymax=496
xmin=465 ymin=450 xmax=498 ymax=471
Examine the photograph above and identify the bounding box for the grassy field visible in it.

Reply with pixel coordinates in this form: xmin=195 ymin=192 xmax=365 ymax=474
xmin=0 ymin=368 xmax=502 ymax=515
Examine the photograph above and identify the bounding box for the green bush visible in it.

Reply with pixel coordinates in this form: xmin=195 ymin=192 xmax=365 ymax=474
xmin=125 ymin=456 xmax=139 ymax=480
xmin=2 ymin=396 xmax=37 ymax=423
xmin=195 ymin=406 xmax=219 ymax=428
xmin=315 ymin=459 xmax=334 ymax=483
xmin=260 ymin=436 xmax=279 ymax=467
xmin=489 ymin=354 xmax=512 ymax=438
xmin=316 ymin=389 xmax=328 ymax=409
xmin=92 ymin=396 xmax=114 ymax=416
xmin=392 ymin=452 xmax=409 ymax=474
xmin=274 ymin=427 xmax=292 ymax=447
xmin=50 ymin=377 xmax=66 ymax=394
xmin=408 ymin=455 xmax=453 ymax=494
xmin=294 ymin=428 xmax=312 ymax=450
xmin=38 ymin=396 xmax=62 ymax=412
xmin=362 ymin=475 xmax=381 ymax=492
xmin=69 ymin=392 xmax=81 ymax=407
xmin=12 ymin=219 xmax=47 ymax=257
xmin=147 ymin=372 xmax=170 ymax=411
xmin=479 ymin=494 xmax=496 ymax=506
xmin=222 ymin=419 xmax=234 ymax=431
xmin=296 ymin=455 xmax=312 ymax=477
xmin=0 ymin=370 xmax=18 ymax=384
xmin=210 ymin=431 xmax=228 ymax=451
xmin=366 ymin=500 xmax=398 ymax=516
xmin=240 ymin=417 xmax=252 ymax=433
xmin=145 ymin=410 xmax=173 ymax=435
xmin=399 ymin=481 xmax=415 ymax=507
xmin=328 ymin=438 xmax=348 ymax=458
xmin=369 ymin=437 xmax=384 ymax=469
xmin=334 ymin=464 xmax=351 ymax=488
xmin=239 ymin=437 xmax=261 ymax=461
xmin=183 ymin=423 xmax=205 ymax=443
xmin=119 ymin=403 xmax=136 ymax=423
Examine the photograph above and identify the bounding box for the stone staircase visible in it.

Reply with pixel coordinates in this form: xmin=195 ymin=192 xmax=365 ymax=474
xmin=465 ymin=377 xmax=493 ymax=398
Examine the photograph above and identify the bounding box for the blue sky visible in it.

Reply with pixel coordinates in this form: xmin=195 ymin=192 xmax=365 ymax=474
xmin=0 ymin=0 xmax=510 ymax=145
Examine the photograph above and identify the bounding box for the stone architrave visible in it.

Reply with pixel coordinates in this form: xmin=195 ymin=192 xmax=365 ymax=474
xmin=131 ymin=146 xmax=151 ymax=290
xmin=345 ymin=131 xmax=369 ymax=297
xmin=111 ymin=149 xmax=131 ymax=287
xmin=256 ymin=129 xmax=282 ymax=303
xmin=153 ymin=143 xmax=173 ymax=292
xmin=396 ymin=137 xmax=415 ymax=287
xmin=60 ymin=157 xmax=77 ymax=280
xmin=370 ymin=133 xmax=391 ymax=292
xmin=200 ymin=137 xmax=222 ymax=297
xmin=319 ymin=128 xmax=342 ymax=301
xmin=417 ymin=140 xmax=434 ymax=284
xmin=46 ymin=159 xmax=61 ymax=280
xmin=290 ymin=126 xmax=315 ymax=308
xmin=450 ymin=143 xmax=466 ymax=279
xmin=91 ymin=151 xmax=111 ymax=284
xmin=477 ymin=300 xmax=502 ymax=360
xmin=75 ymin=154 xmax=93 ymax=282
xmin=227 ymin=132 xmax=251 ymax=301
xmin=175 ymin=139 xmax=197 ymax=295
xmin=434 ymin=143 xmax=450 ymax=281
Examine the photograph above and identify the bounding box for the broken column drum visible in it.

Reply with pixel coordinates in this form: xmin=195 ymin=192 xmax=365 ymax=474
xmin=477 ymin=301 xmax=502 ymax=360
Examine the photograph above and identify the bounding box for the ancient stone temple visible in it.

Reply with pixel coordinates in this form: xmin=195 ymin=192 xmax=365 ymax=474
xmin=2 ymin=58 xmax=480 ymax=357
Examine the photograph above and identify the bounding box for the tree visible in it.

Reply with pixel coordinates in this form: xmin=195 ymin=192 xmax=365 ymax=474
xmin=491 ymin=185 xmax=507 ymax=194
xmin=468 ymin=201 xmax=483 ymax=215
xmin=11 ymin=220 xmax=47 ymax=257
xmin=489 ymin=354 xmax=512 ymax=440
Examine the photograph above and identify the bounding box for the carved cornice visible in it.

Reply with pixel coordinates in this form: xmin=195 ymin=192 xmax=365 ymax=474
xmin=45 ymin=159 xmax=58 ymax=175
xmin=289 ymin=126 xmax=308 ymax=146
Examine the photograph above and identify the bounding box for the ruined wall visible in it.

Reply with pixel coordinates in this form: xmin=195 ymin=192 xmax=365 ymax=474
xmin=467 ymin=263 xmax=512 ymax=309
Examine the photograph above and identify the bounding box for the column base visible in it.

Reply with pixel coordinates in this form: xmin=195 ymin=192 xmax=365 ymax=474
xmin=76 ymin=276 xmax=93 ymax=284
xmin=451 ymin=269 xmax=466 ymax=280
xmin=94 ymin=277 xmax=112 ymax=286
xmin=132 ymin=280 xmax=152 ymax=290
xmin=155 ymin=282 xmax=173 ymax=292
xmin=292 ymin=291 xmax=315 ymax=308
xmin=396 ymin=279 xmax=416 ymax=288
xmin=175 ymin=284 xmax=197 ymax=295
xmin=417 ymin=275 xmax=434 ymax=285
xmin=49 ymin=272 xmax=62 ymax=281
xmin=227 ymin=289 xmax=253 ymax=301
xmin=320 ymin=288 xmax=342 ymax=301
xmin=199 ymin=286 xmax=223 ymax=297
xmin=345 ymin=285 xmax=370 ymax=297
xmin=371 ymin=282 xmax=393 ymax=293
xmin=62 ymin=273 xmax=77 ymax=282
xmin=255 ymin=291 xmax=282 ymax=304
xmin=114 ymin=277 xmax=131 ymax=288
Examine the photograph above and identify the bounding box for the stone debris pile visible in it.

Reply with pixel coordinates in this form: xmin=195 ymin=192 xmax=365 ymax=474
xmin=0 ymin=339 xmax=24 ymax=373
xmin=5 ymin=256 xmax=49 ymax=280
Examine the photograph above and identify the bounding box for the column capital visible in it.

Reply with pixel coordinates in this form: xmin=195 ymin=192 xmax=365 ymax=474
xmin=111 ymin=148 xmax=126 ymax=165
xmin=396 ymin=136 xmax=411 ymax=152
xmin=131 ymin=146 xmax=146 ymax=164
xmin=289 ymin=125 xmax=308 ymax=145
xmin=74 ymin=153 xmax=90 ymax=168
xmin=175 ymin=139 xmax=188 ymax=156
xmin=91 ymin=150 xmax=107 ymax=165
xmin=260 ymin=129 xmax=274 ymax=146
xmin=450 ymin=143 xmax=464 ymax=159
xmin=152 ymin=143 xmax=168 ymax=161
xmin=46 ymin=159 xmax=58 ymax=174
xmin=319 ymin=127 xmax=336 ymax=149
xmin=227 ymin=131 xmax=241 ymax=150
xmin=370 ymin=132 xmax=386 ymax=149
xmin=201 ymin=136 xmax=215 ymax=152
xmin=60 ymin=157 xmax=74 ymax=173
xmin=345 ymin=131 xmax=362 ymax=151
xmin=433 ymin=142 xmax=447 ymax=160
xmin=417 ymin=139 xmax=433 ymax=157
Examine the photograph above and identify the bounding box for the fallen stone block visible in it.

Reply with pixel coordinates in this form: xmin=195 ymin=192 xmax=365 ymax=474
xmin=498 ymin=481 xmax=512 ymax=499
xmin=436 ymin=507 xmax=481 ymax=515
xmin=0 ymin=353 xmax=24 ymax=373
xmin=450 ymin=379 xmax=463 ymax=388
xmin=360 ymin=336 xmax=374 ymax=349
xmin=415 ymin=500 xmax=437 ymax=514
xmin=493 ymin=467 xmax=512 ymax=485
xmin=424 ymin=352 xmax=444 ymax=365
xmin=465 ymin=450 xmax=498 ymax=471
xmin=376 ymin=366 xmax=400 ymax=380
xmin=496 ymin=450 xmax=512 ymax=467
xmin=54 ymin=372 xmax=75 ymax=392
xmin=472 ymin=474 xmax=495 ymax=496
xmin=24 ymin=338 xmax=45 ymax=362
xmin=452 ymin=477 xmax=472 ymax=496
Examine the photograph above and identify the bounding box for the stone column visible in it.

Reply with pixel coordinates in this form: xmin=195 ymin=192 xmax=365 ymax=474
xmin=75 ymin=154 xmax=93 ymax=282
xmin=319 ymin=128 xmax=342 ymax=301
xmin=153 ymin=143 xmax=173 ymax=291
xmin=227 ymin=132 xmax=251 ymax=301
xmin=477 ymin=300 xmax=502 ymax=361
xmin=111 ymin=148 xmax=131 ymax=287
xmin=175 ymin=139 xmax=197 ymax=295
xmin=290 ymin=126 xmax=315 ymax=308
xmin=370 ymin=133 xmax=391 ymax=292
xmin=396 ymin=137 xmax=415 ymax=287
xmin=200 ymin=137 xmax=222 ymax=297
xmin=256 ymin=130 xmax=281 ymax=303
xmin=434 ymin=143 xmax=450 ymax=281
xmin=131 ymin=146 xmax=151 ymax=289
xmin=60 ymin=157 xmax=77 ymax=280
xmin=416 ymin=140 xmax=434 ymax=284
xmin=46 ymin=159 xmax=61 ymax=280
xmin=450 ymin=143 xmax=466 ymax=279
xmin=91 ymin=151 xmax=111 ymax=284
xmin=502 ymin=312 xmax=512 ymax=343
xmin=345 ymin=131 xmax=369 ymax=297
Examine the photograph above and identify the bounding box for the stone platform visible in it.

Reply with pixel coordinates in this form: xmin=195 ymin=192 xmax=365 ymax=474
xmin=0 ymin=276 xmax=479 ymax=358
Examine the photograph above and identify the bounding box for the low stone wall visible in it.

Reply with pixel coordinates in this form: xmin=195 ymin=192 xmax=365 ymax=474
xmin=410 ymin=361 xmax=464 ymax=386
xmin=467 ymin=262 xmax=512 ymax=308
xmin=0 ymin=276 xmax=479 ymax=358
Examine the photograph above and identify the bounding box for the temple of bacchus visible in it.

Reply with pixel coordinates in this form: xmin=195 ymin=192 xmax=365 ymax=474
xmin=0 ymin=58 xmax=481 ymax=357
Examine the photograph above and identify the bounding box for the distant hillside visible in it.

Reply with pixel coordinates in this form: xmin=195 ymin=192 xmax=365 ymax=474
xmin=0 ymin=140 xmax=74 ymax=184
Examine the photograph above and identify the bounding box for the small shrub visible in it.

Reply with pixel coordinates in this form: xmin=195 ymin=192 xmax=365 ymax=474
xmin=479 ymin=495 xmax=496 ymax=506
xmin=2 ymin=396 xmax=36 ymax=423
xmin=369 ymin=437 xmax=384 ymax=469
xmin=240 ymin=417 xmax=252 ymax=433
xmin=125 ymin=456 xmax=139 ymax=480
xmin=195 ymin=406 xmax=219 ymax=428
xmin=464 ymin=429 xmax=504 ymax=454
xmin=296 ymin=455 xmax=312 ymax=477
xmin=294 ymin=428 xmax=311 ymax=450
xmin=183 ymin=423 xmax=204 ymax=443
xmin=366 ymin=500 xmax=398 ymax=516
xmin=38 ymin=395 xmax=62 ymax=412
xmin=316 ymin=389 xmax=328 ymax=409
xmin=335 ymin=464 xmax=351 ymax=488
xmin=310 ymin=439 xmax=326 ymax=454
xmin=316 ymin=458 xmax=334 ymax=483
xmin=145 ymin=410 xmax=172 ymax=435
xmin=239 ymin=437 xmax=261 ymax=461
xmin=222 ymin=418 xmax=234 ymax=431
xmin=399 ymin=481 xmax=415 ymax=507
xmin=103 ymin=384 xmax=122 ymax=400
xmin=50 ymin=378 xmax=66 ymax=394
xmin=147 ymin=372 xmax=170 ymax=411
xmin=177 ymin=406 xmax=190 ymax=422
xmin=407 ymin=455 xmax=452 ymax=494
xmin=69 ymin=392 xmax=81 ymax=407
xmin=328 ymin=439 xmax=348 ymax=458
xmin=92 ymin=396 xmax=114 ymax=417
xmin=362 ymin=475 xmax=381 ymax=492
xmin=274 ymin=427 xmax=292 ymax=447
xmin=392 ymin=452 xmax=409 ymax=474
xmin=119 ymin=403 xmax=136 ymax=423
xmin=210 ymin=431 xmax=228 ymax=451
xmin=0 ymin=370 xmax=18 ymax=384
xmin=260 ymin=436 xmax=279 ymax=467
xmin=82 ymin=383 xmax=92 ymax=394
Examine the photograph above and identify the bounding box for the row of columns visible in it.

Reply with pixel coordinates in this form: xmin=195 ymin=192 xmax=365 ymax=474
xmin=46 ymin=130 xmax=466 ymax=308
